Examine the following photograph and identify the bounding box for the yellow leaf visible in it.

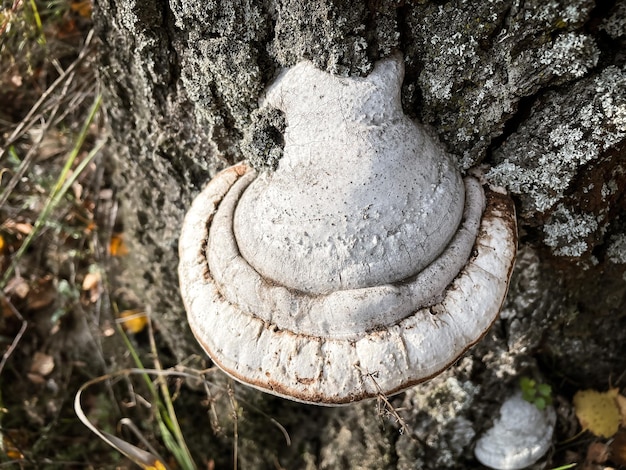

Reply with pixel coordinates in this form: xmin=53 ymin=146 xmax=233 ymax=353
xmin=70 ymin=0 xmax=92 ymax=17
xmin=144 ymin=460 xmax=167 ymax=470
xmin=118 ymin=310 xmax=147 ymax=334
xmin=84 ymin=220 xmax=97 ymax=234
xmin=6 ymin=448 xmax=23 ymax=460
xmin=573 ymin=388 xmax=621 ymax=438
xmin=0 ymin=234 xmax=4 ymax=252
xmin=3 ymin=433 xmax=24 ymax=460
xmin=110 ymin=233 xmax=129 ymax=257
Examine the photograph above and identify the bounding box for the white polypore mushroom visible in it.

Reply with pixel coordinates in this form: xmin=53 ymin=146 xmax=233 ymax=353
xmin=178 ymin=54 xmax=517 ymax=405
xmin=474 ymin=393 xmax=556 ymax=470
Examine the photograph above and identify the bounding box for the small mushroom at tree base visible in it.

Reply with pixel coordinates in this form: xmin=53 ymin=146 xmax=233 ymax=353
xmin=178 ymin=55 xmax=517 ymax=405
xmin=474 ymin=393 xmax=556 ymax=470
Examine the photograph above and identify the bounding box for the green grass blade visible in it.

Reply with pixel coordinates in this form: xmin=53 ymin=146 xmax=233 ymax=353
xmin=118 ymin=325 xmax=197 ymax=470
xmin=1 ymin=94 xmax=102 ymax=288
xmin=27 ymin=0 xmax=45 ymax=44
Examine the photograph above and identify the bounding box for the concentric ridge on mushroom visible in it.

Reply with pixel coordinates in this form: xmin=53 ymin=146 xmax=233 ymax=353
xmin=178 ymin=54 xmax=517 ymax=405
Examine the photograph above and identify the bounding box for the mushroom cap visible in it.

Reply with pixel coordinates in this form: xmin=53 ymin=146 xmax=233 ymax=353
xmin=234 ymin=58 xmax=464 ymax=294
xmin=178 ymin=56 xmax=517 ymax=405
xmin=474 ymin=393 xmax=556 ymax=470
xmin=178 ymin=163 xmax=516 ymax=404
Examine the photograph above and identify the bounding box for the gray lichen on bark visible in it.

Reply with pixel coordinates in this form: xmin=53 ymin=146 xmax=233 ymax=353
xmin=169 ymin=0 xmax=403 ymax=163
xmin=93 ymin=0 xmax=626 ymax=467
xmin=170 ymin=0 xmax=272 ymax=158
xmin=489 ymin=66 xmax=626 ymax=257
xmin=403 ymin=0 xmax=599 ymax=168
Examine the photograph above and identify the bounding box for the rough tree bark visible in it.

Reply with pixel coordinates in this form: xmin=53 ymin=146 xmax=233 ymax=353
xmin=93 ymin=0 xmax=626 ymax=468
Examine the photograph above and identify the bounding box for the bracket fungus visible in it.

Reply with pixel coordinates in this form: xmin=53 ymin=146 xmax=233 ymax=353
xmin=178 ymin=55 xmax=517 ymax=405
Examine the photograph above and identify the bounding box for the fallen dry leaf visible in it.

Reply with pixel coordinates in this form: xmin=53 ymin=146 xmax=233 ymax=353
xmin=148 ymin=461 xmax=167 ymax=470
xmin=82 ymin=271 xmax=100 ymax=291
xmin=4 ymin=277 xmax=30 ymax=299
xmin=586 ymin=441 xmax=610 ymax=464
xmin=14 ymin=222 xmax=33 ymax=235
xmin=110 ymin=233 xmax=129 ymax=257
xmin=1 ymin=220 xmax=33 ymax=236
xmin=574 ymin=388 xmax=622 ymax=438
xmin=2 ymin=430 xmax=26 ymax=460
xmin=81 ymin=271 xmax=101 ymax=303
xmin=70 ymin=0 xmax=92 ymax=17
xmin=10 ymin=73 xmax=23 ymax=87
xmin=30 ymin=351 xmax=55 ymax=377
xmin=118 ymin=310 xmax=148 ymax=334
xmin=84 ymin=220 xmax=97 ymax=234
xmin=72 ymin=181 xmax=83 ymax=200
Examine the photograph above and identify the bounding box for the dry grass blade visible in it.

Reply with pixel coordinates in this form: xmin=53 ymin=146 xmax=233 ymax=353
xmin=355 ymin=364 xmax=417 ymax=440
xmin=1 ymin=28 xmax=94 ymax=152
xmin=119 ymin=417 xmax=168 ymax=463
xmin=143 ymin=315 xmax=196 ymax=470
xmin=227 ymin=381 xmax=239 ymax=470
xmin=0 ymin=28 xmax=95 ymax=206
xmin=1 ymin=95 xmax=103 ymax=287
xmin=75 ymin=373 xmax=170 ymax=470
xmin=194 ymin=369 xmax=291 ymax=449
xmin=75 ymin=364 xmax=292 ymax=468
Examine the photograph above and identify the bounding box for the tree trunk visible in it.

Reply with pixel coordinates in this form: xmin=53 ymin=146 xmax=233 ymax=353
xmin=93 ymin=0 xmax=626 ymax=468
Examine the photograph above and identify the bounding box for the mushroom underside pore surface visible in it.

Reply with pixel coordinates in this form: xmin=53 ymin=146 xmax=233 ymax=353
xmin=178 ymin=163 xmax=517 ymax=405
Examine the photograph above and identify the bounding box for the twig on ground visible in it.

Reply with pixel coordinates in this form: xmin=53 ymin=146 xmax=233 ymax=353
xmin=355 ymin=364 xmax=418 ymax=440
xmin=227 ymin=380 xmax=239 ymax=470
